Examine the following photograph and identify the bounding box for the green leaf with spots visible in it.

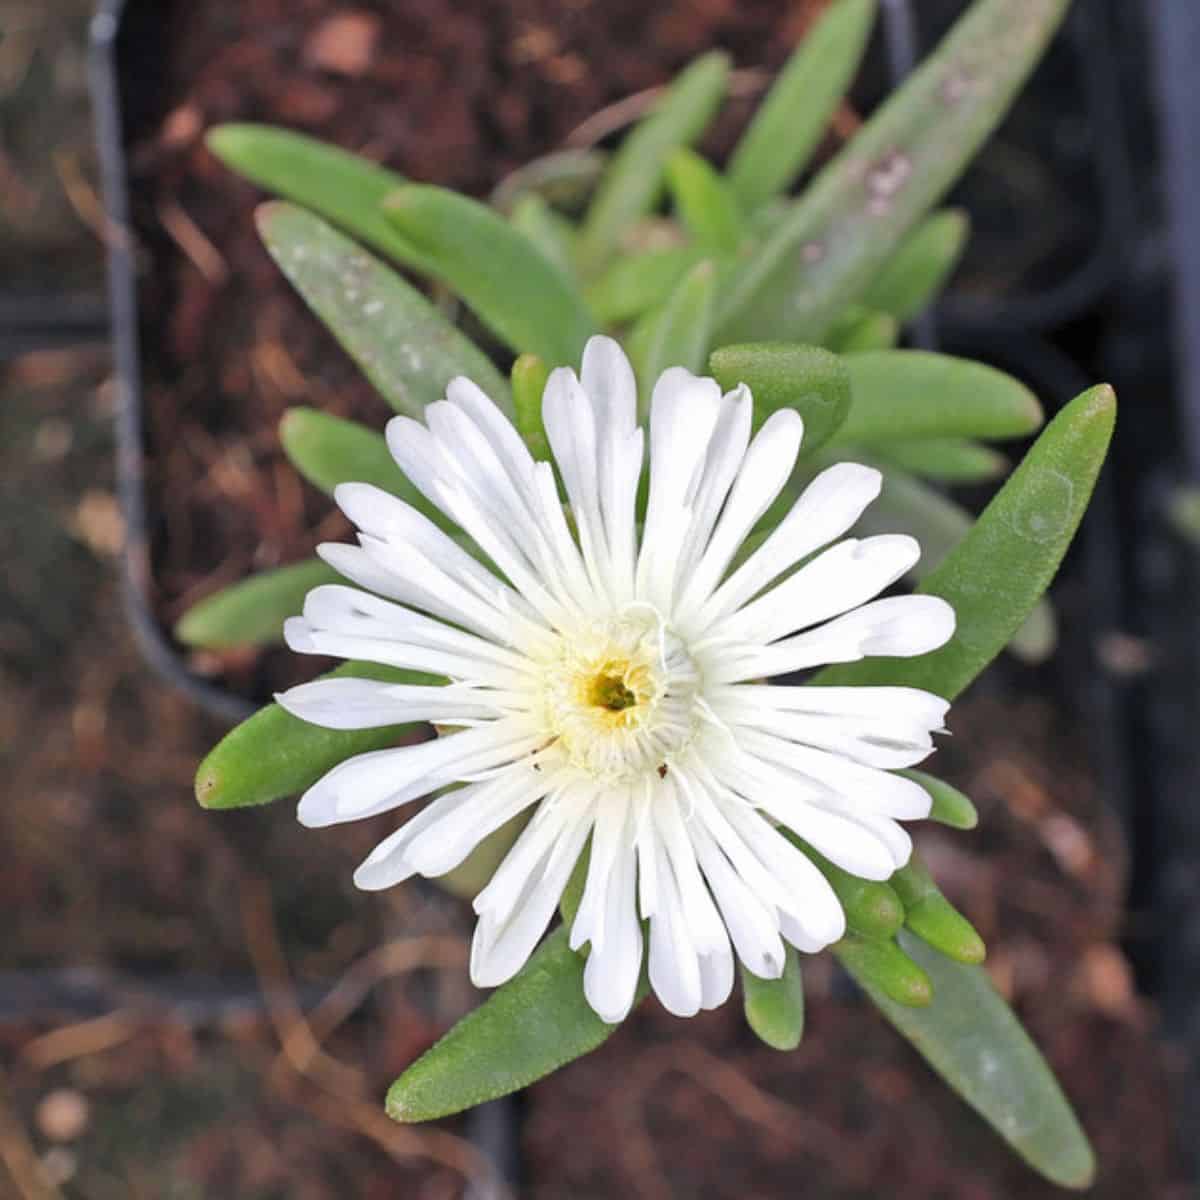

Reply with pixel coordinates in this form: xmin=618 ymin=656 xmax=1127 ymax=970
xmin=257 ymin=203 xmax=509 ymax=417
xmin=195 ymin=662 xmax=438 ymax=810
xmin=849 ymin=932 xmax=1096 ymax=1189
xmin=384 ymin=184 xmax=596 ymax=367
xmin=175 ymin=560 xmax=340 ymax=650
xmin=717 ymin=0 xmax=1072 ymax=342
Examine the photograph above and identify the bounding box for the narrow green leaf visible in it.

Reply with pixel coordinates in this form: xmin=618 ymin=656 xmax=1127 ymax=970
xmin=709 ymin=342 xmax=850 ymax=451
xmin=847 ymin=461 xmax=1055 ymax=664
xmin=850 ymin=931 xmax=1096 ymax=1189
xmin=207 ymin=124 xmax=433 ymax=273
xmin=741 ymin=949 xmax=805 ymax=1051
xmin=902 ymin=769 xmax=979 ymax=830
xmin=817 ymin=384 xmax=1116 ymax=699
xmin=510 ymin=193 xmax=577 ymax=276
xmin=864 ymin=208 xmax=970 ymax=322
xmin=490 ymin=148 xmax=608 ymax=214
xmin=718 ymin=0 xmax=1072 ymax=342
xmin=384 ymin=184 xmax=596 ymax=367
xmin=279 ymin=408 xmax=404 ymax=496
xmin=824 ymin=307 xmax=899 ymax=353
xmin=585 ymin=246 xmax=704 ymax=324
xmin=257 ymin=203 xmax=509 ymax=417
xmin=195 ymin=662 xmax=437 ymax=810
xmin=727 ymin=0 xmax=878 ymax=212
xmin=176 ymin=560 xmax=339 ymax=649
xmin=630 ymin=260 xmax=717 ymax=407
xmin=891 ymin=855 xmax=986 ymax=964
xmin=834 ymin=936 xmax=932 ymax=1007
xmin=666 ymin=148 xmax=743 ymax=253
xmin=872 ymin=437 xmax=1008 ymax=483
xmin=833 ymin=351 xmax=1044 ymax=445
xmin=787 ymin=836 xmax=903 ymax=940
xmin=578 ymin=51 xmax=729 ymax=275
xmin=512 ymin=354 xmax=551 ymax=460
xmin=388 ymin=926 xmax=646 ymax=1122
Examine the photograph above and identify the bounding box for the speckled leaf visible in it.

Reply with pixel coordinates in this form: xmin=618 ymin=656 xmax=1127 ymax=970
xmin=577 ymin=51 xmax=729 ymax=275
xmin=384 ymin=184 xmax=596 ymax=367
xmin=849 ymin=932 xmax=1096 ymax=1189
xmin=727 ymin=0 xmax=878 ymax=213
xmin=717 ymin=0 xmax=1072 ymax=342
xmin=195 ymin=662 xmax=438 ymax=810
xmin=257 ymin=203 xmax=509 ymax=416
xmin=816 ymin=384 xmax=1116 ymax=699
xmin=175 ymin=560 xmax=339 ymax=649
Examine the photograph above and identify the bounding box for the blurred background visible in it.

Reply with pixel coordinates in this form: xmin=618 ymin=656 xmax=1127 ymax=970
xmin=3 ymin=0 xmax=1199 ymax=1196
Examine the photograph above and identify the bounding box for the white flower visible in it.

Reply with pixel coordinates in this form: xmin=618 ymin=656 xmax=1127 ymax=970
xmin=277 ymin=336 xmax=955 ymax=1023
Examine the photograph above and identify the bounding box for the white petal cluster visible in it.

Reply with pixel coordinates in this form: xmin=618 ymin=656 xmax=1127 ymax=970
xmin=279 ymin=337 xmax=955 ymax=1022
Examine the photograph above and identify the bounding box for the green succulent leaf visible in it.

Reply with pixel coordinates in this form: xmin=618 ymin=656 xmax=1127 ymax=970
xmin=666 ymin=147 xmax=743 ymax=254
xmin=510 ymin=193 xmax=577 ymax=276
xmin=717 ymin=0 xmax=1072 ymax=342
xmin=787 ymin=835 xmax=903 ymax=941
xmin=512 ymin=353 xmax=552 ymax=460
xmin=629 ymin=259 xmax=717 ymax=407
xmin=388 ymin=925 xmax=647 ymax=1122
xmin=195 ymin=662 xmax=438 ymax=810
xmin=257 ymin=202 xmax=509 ymax=416
xmin=383 ymin=184 xmax=596 ymax=367
xmin=846 ymin=461 xmax=1055 ymax=665
xmin=891 ymin=855 xmax=986 ymax=964
xmin=708 ymin=342 xmax=850 ymax=450
xmin=863 ymin=208 xmax=970 ymax=322
xmin=741 ymin=949 xmax=805 ymax=1051
xmin=817 ymin=383 xmax=1116 ymax=699
xmin=585 ymin=246 xmax=705 ymax=325
xmin=834 ymin=936 xmax=932 ymax=1007
xmin=903 ymin=769 xmax=979 ymax=830
xmin=727 ymin=0 xmax=878 ymax=213
xmin=834 ymin=351 xmax=1044 ymax=444
xmin=848 ymin=932 xmax=1096 ymax=1189
xmin=175 ymin=560 xmax=340 ymax=650
xmin=871 ymin=437 xmax=1008 ymax=483
xmin=577 ymin=51 xmax=729 ymax=275
xmin=279 ymin=408 xmax=404 ymax=496
xmin=823 ymin=307 xmax=900 ymax=353
xmin=207 ymin=124 xmax=434 ymax=273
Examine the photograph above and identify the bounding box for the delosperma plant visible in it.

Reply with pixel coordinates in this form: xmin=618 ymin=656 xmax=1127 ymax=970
xmin=185 ymin=0 xmax=1109 ymax=1187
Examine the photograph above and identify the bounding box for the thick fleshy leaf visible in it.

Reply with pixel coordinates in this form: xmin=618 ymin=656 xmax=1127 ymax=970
xmin=741 ymin=948 xmax=805 ymax=1051
xmin=585 ymin=246 xmax=704 ymax=325
xmin=833 ymin=352 xmax=1043 ymax=445
xmin=629 ymin=260 xmax=716 ymax=405
xmin=709 ymin=342 xmax=850 ymax=449
xmin=577 ymin=51 xmax=729 ymax=275
xmin=891 ymin=855 xmax=986 ymax=964
xmin=872 ymin=437 xmax=1008 ymax=483
xmin=834 ymin=936 xmax=932 ymax=1007
xmin=206 ymin=124 xmax=434 ymax=272
xmin=388 ymin=926 xmax=647 ymax=1122
xmin=512 ymin=354 xmax=551 ymax=460
xmin=257 ymin=203 xmax=509 ymax=416
xmin=384 ymin=184 xmax=596 ymax=367
xmin=510 ymin=193 xmax=577 ymax=276
xmin=903 ymin=770 xmax=978 ymax=830
xmin=788 ymin=835 xmax=903 ymax=941
xmin=279 ymin=408 xmax=405 ymax=497
xmin=863 ymin=208 xmax=970 ymax=322
xmin=848 ymin=932 xmax=1096 ymax=1189
xmin=815 ymin=384 xmax=1116 ymax=700
xmin=717 ymin=0 xmax=1072 ymax=342
xmin=176 ymin=560 xmax=340 ymax=649
xmin=195 ymin=662 xmax=438 ymax=810
xmin=824 ymin=307 xmax=900 ymax=353
xmin=666 ymin=148 xmax=742 ymax=253
xmin=727 ymin=0 xmax=877 ymax=212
